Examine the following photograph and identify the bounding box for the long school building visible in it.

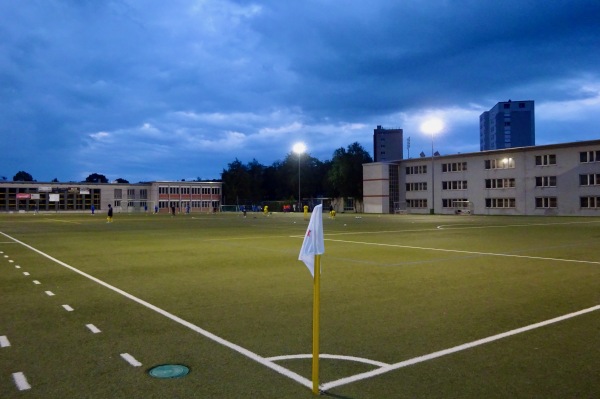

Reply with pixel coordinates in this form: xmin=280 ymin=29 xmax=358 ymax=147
xmin=0 ymin=180 xmax=222 ymax=214
xmin=363 ymin=139 xmax=600 ymax=216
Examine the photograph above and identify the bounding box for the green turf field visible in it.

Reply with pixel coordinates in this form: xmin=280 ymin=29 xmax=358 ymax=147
xmin=1 ymin=211 xmax=599 ymax=398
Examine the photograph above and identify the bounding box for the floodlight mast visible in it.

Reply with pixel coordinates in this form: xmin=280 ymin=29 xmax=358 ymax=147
xmin=292 ymin=143 xmax=306 ymax=211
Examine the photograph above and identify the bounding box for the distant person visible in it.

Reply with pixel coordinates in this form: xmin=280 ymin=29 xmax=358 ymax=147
xmin=154 ymin=205 xmax=159 ymax=214
xmin=171 ymin=205 xmax=176 ymax=216
xmin=263 ymin=205 xmax=269 ymax=216
xmin=303 ymin=204 xmax=309 ymax=220
xmin=186 ymin=204 xmax=191 ymax=214
xmin=106 ymin=204 xmax=113 ymax=223
xmin=91 ymin=205 xmax=95 ymax=215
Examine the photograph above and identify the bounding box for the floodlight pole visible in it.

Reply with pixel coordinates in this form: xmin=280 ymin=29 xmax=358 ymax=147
xmin=431 ymin=135 xmax=435 ymax=214
xmin=293 ymin=143 xmax=306 ymax=212
xmin=298 ymin=153 xmax=302 ymax=211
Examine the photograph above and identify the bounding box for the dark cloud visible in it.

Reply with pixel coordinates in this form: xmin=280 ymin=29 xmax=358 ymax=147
xmin=1 ymin=0 xmax=599 ymax=182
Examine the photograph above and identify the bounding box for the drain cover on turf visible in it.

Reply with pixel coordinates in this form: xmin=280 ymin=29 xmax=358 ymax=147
xmin=148 ymin=364 xmax=190 ymax=379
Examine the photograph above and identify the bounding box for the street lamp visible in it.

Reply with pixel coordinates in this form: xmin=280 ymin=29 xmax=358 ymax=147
xmin=420 ymin=118 xmax=444 ymax=214
xmin=292 ymin=142 xmax=306 ymax=211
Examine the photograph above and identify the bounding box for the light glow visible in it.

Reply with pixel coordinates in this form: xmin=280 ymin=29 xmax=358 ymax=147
xmin=293 ymin=142 xmax=306 ymax=155
xmin=420 ymin=118 xmax=444 ymax=135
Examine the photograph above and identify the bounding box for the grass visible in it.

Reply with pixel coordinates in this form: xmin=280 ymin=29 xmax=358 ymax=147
xmin=0 ymin=211 xmax=599 ymax=398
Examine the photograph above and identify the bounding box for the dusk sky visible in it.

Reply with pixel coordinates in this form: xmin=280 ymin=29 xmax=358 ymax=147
xmin=2 ymin=1 xmax=599 ymax=183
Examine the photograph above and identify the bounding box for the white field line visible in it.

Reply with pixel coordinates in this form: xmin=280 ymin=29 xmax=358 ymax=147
xmin=292 ymin=219 xmax=600 ymax=239
xmin=267 ymin=353 xmax=390 ymax=368
xmin=0 ymin=335 xmax=10 ymax=347
xmin=321 ymin=304 xmax=600 ymax=391
xmin=86 ymin=324 xmax=101 ymax=334
xmin=45 ymin=291 xmax=55 ymax=296
xmin=120 ymin=353 xmax=142 ymax=367
xmin=325 ymin=238 xmax=600 ymax=265
xmin=23 ymin=271 xmax=30 ymax=276
xmin=33 ymin=280 xmax=41 ymax=285
xmin=12 ymin=372 xmax=31 ymax=391
xmin=0 ymin=231 xmax=313 ymax=390
xmin=15 ymin=265 xmax=21 ymax=269
xmin=62 ymin=304 xmax=74 ymax=312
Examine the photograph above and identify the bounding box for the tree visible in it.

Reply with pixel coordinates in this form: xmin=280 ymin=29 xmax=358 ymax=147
xmin=84 ymin=173 xmax=109 ymax=183
xmin=115 ymin=178 xmax=129 ymax=183
xmin=327 ymin=142 xmax=373 ymax=199
xmin=221 ymin=159 xmax=252 ymax=205
xmin=13 ymin=171 xmax=34 ymax=182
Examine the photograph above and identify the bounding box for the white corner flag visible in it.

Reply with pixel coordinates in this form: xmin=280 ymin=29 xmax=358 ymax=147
xmin=298 ymin=204 xmax=324 ymax=276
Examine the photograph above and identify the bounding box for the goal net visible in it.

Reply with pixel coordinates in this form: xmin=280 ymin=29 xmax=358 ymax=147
xmin=219 ymin=205 xmax=239 ymax=212
xmin=123 ymin=201 xmax=155 ymax=213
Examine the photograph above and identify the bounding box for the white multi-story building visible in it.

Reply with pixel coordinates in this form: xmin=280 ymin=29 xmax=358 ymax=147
xmin=364 ymin=139 xmax=600 ymax=216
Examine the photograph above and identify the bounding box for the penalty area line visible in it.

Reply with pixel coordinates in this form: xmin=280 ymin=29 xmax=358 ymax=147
xmin=0 ymin=231 xmax=312 ymax=390
xmin=322 ymin=304 xmax=600 ymax=391
xmin=326 ymin=238 xmax=600 ymax=265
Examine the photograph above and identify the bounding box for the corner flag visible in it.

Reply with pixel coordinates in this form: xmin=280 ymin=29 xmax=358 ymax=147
xmin=298 ymin=204 xmax=324 ymax=276
xmin=297 ymin=204 xmax=325 ymax=394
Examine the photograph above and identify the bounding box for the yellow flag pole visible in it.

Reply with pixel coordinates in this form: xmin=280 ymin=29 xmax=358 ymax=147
xmin=312 ymin=254 xmax=321 ymax=395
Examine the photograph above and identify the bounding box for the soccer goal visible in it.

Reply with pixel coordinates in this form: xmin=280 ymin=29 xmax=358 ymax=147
xmin=452 ymin=200 xmax=473 ymax=215
xmin=394 ymin=201 xmax=407 ymax=214
xmin=123 ymin=201 xmax=155 ymax=213
xmin=219 ymin=205 xmax=239 ymax=212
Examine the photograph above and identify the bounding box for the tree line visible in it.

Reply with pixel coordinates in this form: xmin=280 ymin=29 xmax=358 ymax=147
xmin=221 ymin=142 xmax=372 ymax=206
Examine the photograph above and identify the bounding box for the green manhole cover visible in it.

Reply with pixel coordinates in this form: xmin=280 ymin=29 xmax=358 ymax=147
xmin=148 ymin=364 xmax=190 ymax=379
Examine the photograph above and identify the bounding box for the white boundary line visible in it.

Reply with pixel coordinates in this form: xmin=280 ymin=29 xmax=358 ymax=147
xmin=0 ymin=335 xmax=10 ymax=348
xmin=120 ymin=353 xmax=142 ymax=367
xmin=267 ymin=353 xmax=390 ymax=368
xmin=321 ymin=304 xmax=600 ymax=390
xmin=86 ymin=324 xmax=101 ymax=334
xmin=12 ymin=372 xmax=31 ymax=391
xmin=0 ymin=231 xmax=312 ymax=389
xmin=325 ymin=238 xmax=600 ymax=265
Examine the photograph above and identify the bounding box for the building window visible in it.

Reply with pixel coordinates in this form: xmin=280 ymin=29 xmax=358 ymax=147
xmin=535 ymin=197 xmax=557 ymax=208
xmin=127 ymin=189 xmax=136 ymax=199
xmin=114 ymin=189 xmax=122 ymax=199
xmin=442 ymin=180 xmax=468 ymax=190
xmin=580 ymin=174 xmax=600 ymax=186
xmin=140 ymin=189 xmax=148 ymax=199
xmin=580 ymin=196 xmax=600 ymax=208
xmin=485 ymin=178 xmax=516 ymax=189
xmin=535 ymin=176 xmax=557 ymax=187
xmin=407 ymin=199 xmax=428 ymax=208
xmin=442 ymin=162 xmax=467 ymax=172
xmin=484 ymin=158 xmax=515 ymax=169
xmin=519 ymin=102 xmax=526 ymax=108
xmin=535 ymin=154 xmax=556 ymax=166
xmin=580 ymin=150 xmax=600 ymax=163
xmin=406 ymin=182 xmax=428 ymax=191
xmin=485 ymin=198 xmax=516 ymax=208
xmin=406 ymin=165 xmax=428 ymax=175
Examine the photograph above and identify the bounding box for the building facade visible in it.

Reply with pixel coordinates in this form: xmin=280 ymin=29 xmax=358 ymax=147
xmin=0 ymin=180 xmax=222 ymax=213
xmin=364 ymin=139 xmax=600 ymax=216
xmin=373 ymin=125 xmax=404 ymax=162
xmin=480 ymin=100 xmax=535 ymax=151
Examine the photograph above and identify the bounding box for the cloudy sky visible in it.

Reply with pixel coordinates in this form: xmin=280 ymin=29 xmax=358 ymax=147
xmin=2 ymin=0 xmax=599 ymax=183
